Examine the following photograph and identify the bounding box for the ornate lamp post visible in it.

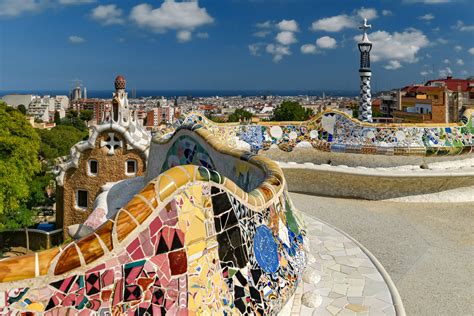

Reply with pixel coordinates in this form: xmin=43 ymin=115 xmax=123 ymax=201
xmin=358 ymin=18 xmax=373 ymax=123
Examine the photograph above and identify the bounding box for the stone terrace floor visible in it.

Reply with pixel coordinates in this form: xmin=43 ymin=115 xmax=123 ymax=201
xmin=290 ymin=193 xmax=474 ymax=316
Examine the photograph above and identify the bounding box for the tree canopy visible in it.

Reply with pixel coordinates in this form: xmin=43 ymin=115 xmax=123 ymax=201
xmin=17 ymin=104 xmax=27 ymax=115
xmin=228 ymin=108 xmax=252 ymax=122
xmin=272 ymin=101 xmax=314 ymax=121
xmin=38 ymin=125 xmax=88 ymax=161
xmin=0 ymin=101 xmax=41 ymax=230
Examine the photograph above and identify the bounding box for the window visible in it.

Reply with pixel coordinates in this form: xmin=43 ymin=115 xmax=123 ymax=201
xmin=126 ymin=159 xmax=137 ymax=175
xmin=88 ymin=160 xmax=98 ymax=176
xmin=77 ymin=190 xmax=88 ymax=209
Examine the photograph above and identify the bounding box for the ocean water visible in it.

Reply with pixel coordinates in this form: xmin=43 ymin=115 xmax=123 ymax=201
xmin=0 ymin=89 xmax=359 ymax=99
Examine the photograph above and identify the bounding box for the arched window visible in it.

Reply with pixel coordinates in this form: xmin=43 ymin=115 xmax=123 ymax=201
xmin=126 ymin=159 xmax=137 ymax=175
xmin=88 ymin=159 xmax=98 ymax=176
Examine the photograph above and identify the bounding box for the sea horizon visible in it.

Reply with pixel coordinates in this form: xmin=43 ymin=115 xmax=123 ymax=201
xmin=0 ymin=89 xmax=359 ymax=99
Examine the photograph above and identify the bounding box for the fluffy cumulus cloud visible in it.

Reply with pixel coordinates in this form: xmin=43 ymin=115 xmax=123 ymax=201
xmin=354 ymin=29 xmax=429 ymax=68
xmin=443 ymin=58 xmax=450 ymax=64
xmin=384 ymin=60 xmax=402 ymax=70
xmin=316 ymin=36 xmax=337 ymax=49
xmin=266 ymin=44 xmax=291 ymax=62
xmin=453 ymin=20 xmax=474 ymax=32
xmin=438 ymin=67 xmax=452 ymax=77
xmin=69 ymin=35 xmax=85 ymax=44
xmin=277 ymin=19 xmax=299 ymax=32
xmin=454 ymin=45 xmax=462 ymax=52
xmin=300 ymin=44 xmax=317 ymax=54
xmin=310 ymin=15 xmax=355 ymax=32
xmin=130 ymin=0 xmax=214 ymax=42
xmin=469 ymin=48 xmax=474 ymax=55
xmin=419 ymin=13 xmax=434 ymax=21
xmin=91 ymin=4 xmax=123 ymax=25
xmin=197 ymin=32 xmax=209 ymax=39
xmin=311 ymin=7 xmax=377 ymax=33
xmin=420 ymin=69 xmax=433 ymax=76
xmin=0 ymin=0 xmax=95 ymax=17
xmin=456 ymin=59 xmax=464 ymax=65
xmin=177 ymin=30 xmax=192 ymax=42
xmin=276 ymin=31 xmax=297 ymax=45
xmin=382 ymin=10 xmax=393 ymax=16
xmin=250 ymin=18 xmax=299 ymax=62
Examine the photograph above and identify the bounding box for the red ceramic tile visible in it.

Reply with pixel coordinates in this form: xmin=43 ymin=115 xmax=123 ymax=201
xmin=168 ymin=250 xmax=187 ymax=276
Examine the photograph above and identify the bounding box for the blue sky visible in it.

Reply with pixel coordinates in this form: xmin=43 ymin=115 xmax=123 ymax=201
xmin=0 ymin=0 xmax=473 ymax=92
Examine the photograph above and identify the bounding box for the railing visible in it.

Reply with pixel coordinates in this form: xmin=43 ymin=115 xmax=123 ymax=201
xmin=0 ymin=228 xmax=63 ymax=252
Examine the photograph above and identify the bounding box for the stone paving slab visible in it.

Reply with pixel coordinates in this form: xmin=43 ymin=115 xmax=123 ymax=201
xmin=285 ymin=214 xmax=404 ymax=316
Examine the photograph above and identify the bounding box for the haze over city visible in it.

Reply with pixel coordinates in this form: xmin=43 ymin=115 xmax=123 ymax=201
xmin=1 ymin=0 xmax=473 ymax=92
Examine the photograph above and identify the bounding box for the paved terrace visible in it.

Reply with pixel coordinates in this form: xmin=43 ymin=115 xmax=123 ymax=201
xmin=291 ymin=193 xmax=473 ymax=316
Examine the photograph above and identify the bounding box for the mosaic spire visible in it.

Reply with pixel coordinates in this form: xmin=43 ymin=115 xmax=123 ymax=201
xmin=358 ymin=18 xmax=373 ymax=123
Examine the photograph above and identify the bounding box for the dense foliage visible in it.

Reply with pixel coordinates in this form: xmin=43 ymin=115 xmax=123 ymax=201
xmin=272 ymin=101 xmax=314 ymax=121
xmin=38 ymin=125 xmax=88 ymax=160
xmin=228 ymin=108 xmax=252 ymax=122
xmin=61 ymin=110 xmax=87 ymax=131
xmin=0 ymin=102 xmax=41 ymax=230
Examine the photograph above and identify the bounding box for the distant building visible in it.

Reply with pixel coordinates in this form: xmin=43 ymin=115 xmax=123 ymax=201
xmin=393 ymin=77 xmax=474 ymax=123
xmin=145 ymin=106 xmax=176 ymax=127
xmin=70 ymin=99 xmax=110 ymax=124
xmin=1 ymin=94 xmax=35 ymax=109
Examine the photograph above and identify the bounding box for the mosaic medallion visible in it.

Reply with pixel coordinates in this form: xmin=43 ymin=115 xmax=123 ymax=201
xmin=253 ymin=225 xmax=279 ymax=273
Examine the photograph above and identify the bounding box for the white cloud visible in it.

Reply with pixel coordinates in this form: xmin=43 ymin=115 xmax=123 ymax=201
xmin=69 ymin=35 xmax=85 ymax=44
xmin=249 ymin=43 xmax=263 ymax=56
xmin=382 ymin=10 xmax=393 ymax=16
xmin=130 ymin=1 xmax=214 ymax=38
xmin=403 ymin=0 xmax=452 ymax=3
xmin=277 ymin=19 xmax=299 ymax=32
xmin=310 ymin=15 xmax=355 ymax=32
xmin=419 ymin=13 xmax=434 ymax=21
xmin=0 ymin=0 xmax=39 ymax=17
xmin=453 ymin=20 xmax=474 ymax=32
xmin=469 ymin=48 xmax=474 ymax=55
xmin=316 ymin=36 xmax=337 ymax=49
xmin=460 ymin=70 xmax=468 ymax=76
xmin=438 ymin=67 xmax=452 ymax=77
xmin=384 ymin=60 xmax=402 ymax=70
xmin=356 ymin=8 xmax=378 ymax=20
xmin=436 ymin=38 xmax=448 ymax=45
xmin=276 ymin=31 xmax=297 ymax=45
xmin=300 ymin=44 xmax=317 ymax=54
xmin=310 ymin=8 xmax=377 ymax=33
xmin=177 ymin=30 xmax=192 ymax=42
xmin=197 ymin=32 xmax=209 ymax=39
xmin=254 ymin=30 xmax=271 ymax=38
xmin=454 ymin=45 xmax=462 ymax=52
xmin=59 ymin=0 xmax=95 ymax=4
xmin=256 ymin=20 xmax=272 ymax=28
xmin=443 ymin=58 xmax=450 ymax=64
xmin=353 ymin=29 xmax=429 ymax=64
xmin=456 ymin=59 xmax=464 ymax=65
xmin=420 ymin=70 xmax=433 ymax=76
xmin=266 ymin=44 xmax=291 ymax=62
xmin=0 ymin=0 xmax=96 ymax=17
xmin=91 ymin=4 xmax=123 ymax=25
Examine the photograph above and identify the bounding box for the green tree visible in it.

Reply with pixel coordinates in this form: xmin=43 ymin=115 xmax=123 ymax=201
xmin=0 ymin=101 xmax=41 ymax=230
xmin=17 ymin=104 xmax=27 ymax=115
xmin=62 ymin=110 xmax=87 ymax=131
xmin=228 ymin=108 xmax=252 ymax=122
xmin=79 ymin=109 xmax=94 ymax=123
xmin=38 ymin=125 xmax=88 ymax=160
xmin=272 ymin=101 xmax=314 ymax=121
xmin=54 ymin=110 xmax=61 ymax=125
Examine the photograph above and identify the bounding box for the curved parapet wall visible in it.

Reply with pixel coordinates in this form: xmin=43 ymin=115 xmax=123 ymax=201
xmin=0 ymin=126 xmax=307 ymax=315
xmin=180 ymin=109 xmax=473 ymax=156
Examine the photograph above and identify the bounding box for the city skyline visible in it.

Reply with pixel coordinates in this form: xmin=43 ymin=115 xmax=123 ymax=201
xmin=1 ymin=0 xmax=473 ymax=92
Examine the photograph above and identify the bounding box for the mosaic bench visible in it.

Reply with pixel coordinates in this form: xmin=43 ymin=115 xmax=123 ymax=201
xmin=178 ymin=109 xmax=473 ymax=156
xmin=0 ymin=125 xmax=308 ymax=315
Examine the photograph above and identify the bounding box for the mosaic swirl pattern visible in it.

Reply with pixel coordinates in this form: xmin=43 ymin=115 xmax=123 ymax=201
xmin=0 ymin=127 xmax=306 ymax=315
xmin=181 ymin=109 xmax=473 ymax=156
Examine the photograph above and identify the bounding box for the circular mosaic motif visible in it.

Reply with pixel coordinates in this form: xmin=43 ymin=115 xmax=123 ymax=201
xmin=310 ymin=130 xmax=319 ymax=139
xmin=253 ymin=225 xmax=279 ymax=273
xmin=289 ymin=131 xmax=298 ymax=140
xmin=270 ymin=126 xmax=283 ymax=139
